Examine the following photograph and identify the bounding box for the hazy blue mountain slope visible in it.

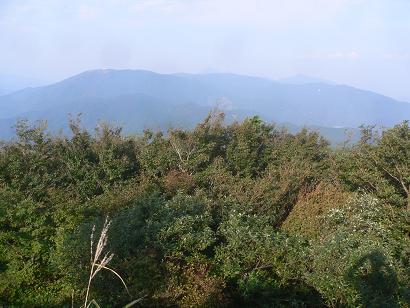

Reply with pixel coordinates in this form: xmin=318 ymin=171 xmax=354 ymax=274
xmin=168 ymin=73 xmax=410 ymax=126
xmin=278 ymin=74 xmax=336 ymax=85
xmin=0 ymin=94 xmax=213 ymax=139
xmin=260 ymin=83 xmax=410 ymax=127
xmin=0 ymin=70 xmax=209 ymax=118
xmin=0 ymin=69 xmax=409 ymax=141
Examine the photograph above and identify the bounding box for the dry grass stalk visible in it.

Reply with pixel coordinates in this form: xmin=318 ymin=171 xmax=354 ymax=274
xmin=83 ymin=217 xmax=130 ymax=308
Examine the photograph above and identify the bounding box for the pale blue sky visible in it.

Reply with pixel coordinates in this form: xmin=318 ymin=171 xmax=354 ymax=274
xmin=1 ymin=0 xmax=409 ymax=100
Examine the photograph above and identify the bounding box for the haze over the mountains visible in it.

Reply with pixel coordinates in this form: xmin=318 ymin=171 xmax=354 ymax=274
xmin=2 ymin=0 xmax=410 ymax=102
xmin=0 ymin=69 xmax=409 ymax=143
xmin=1 ymin=0 xmax=409 ymax=142
xmin=0 ymin=74 xmax=46 ymax=96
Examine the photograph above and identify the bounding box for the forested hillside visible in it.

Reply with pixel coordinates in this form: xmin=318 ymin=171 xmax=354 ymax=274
xmin=0 ymin=112 xmax=409 ymax=307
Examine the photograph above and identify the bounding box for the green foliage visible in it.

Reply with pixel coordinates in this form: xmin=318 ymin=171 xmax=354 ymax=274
xmin=149 ymin=193 xmax=216 ymax=258
xmin=337 ymin=121 xmax=410 ymax=209
xmin=0 ymin=114 xmax=409 ymax=307
xmin=282 ymin=182 xmax=352 ymax=238
xmin=305 ymin=194 xmax=410 ymax=307
xmin=0 ymin=187 xmax=79 ymax=305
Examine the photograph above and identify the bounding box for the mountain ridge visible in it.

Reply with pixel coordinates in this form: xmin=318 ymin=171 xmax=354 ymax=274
xmin=0 ymin=69 xmax=408 ymax=142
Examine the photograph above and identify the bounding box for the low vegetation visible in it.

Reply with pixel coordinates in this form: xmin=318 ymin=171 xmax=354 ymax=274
xmin=0 ymin=112 xmax=409 ymax=307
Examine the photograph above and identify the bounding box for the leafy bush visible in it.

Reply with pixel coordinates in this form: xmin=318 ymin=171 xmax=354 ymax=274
xmin=0 ymin=115 xmax=409 ymax=306
xmin=305 ymin=194 xmax=410 ymax=307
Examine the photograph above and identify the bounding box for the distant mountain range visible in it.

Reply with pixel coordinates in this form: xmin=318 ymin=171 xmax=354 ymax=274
xmin=1 ymin=69 xmax=409 ymax=143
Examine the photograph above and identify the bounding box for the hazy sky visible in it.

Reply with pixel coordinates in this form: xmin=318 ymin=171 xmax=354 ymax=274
xmin=1 ymin=0 xmax=409 ymax=100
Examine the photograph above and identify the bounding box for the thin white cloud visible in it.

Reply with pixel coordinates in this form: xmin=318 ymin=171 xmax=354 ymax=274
xmin=306 ymin=51 xmax=360 ymax=60
xmin=327 ymin=51 xmax=360 ymax=60
xmin=383 ymin=53 xmax=410 ymax=60
xmin=132 ymin=0 xmax=185 ymax=13
xmin=78 ymin=5 xmax=98 ymax=20
xmin=129 ymin=0 xmax=359 ymax=27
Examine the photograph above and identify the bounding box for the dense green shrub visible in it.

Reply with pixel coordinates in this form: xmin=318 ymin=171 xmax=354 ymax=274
xmin=305 ymin=194 xmax=410 ymax=306
xmin=0 ymin=114 xmax=409 ymax=306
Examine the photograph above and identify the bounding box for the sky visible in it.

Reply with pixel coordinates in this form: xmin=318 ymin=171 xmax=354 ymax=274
xmin=0 ymin=0 xmax=409 ymax=101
